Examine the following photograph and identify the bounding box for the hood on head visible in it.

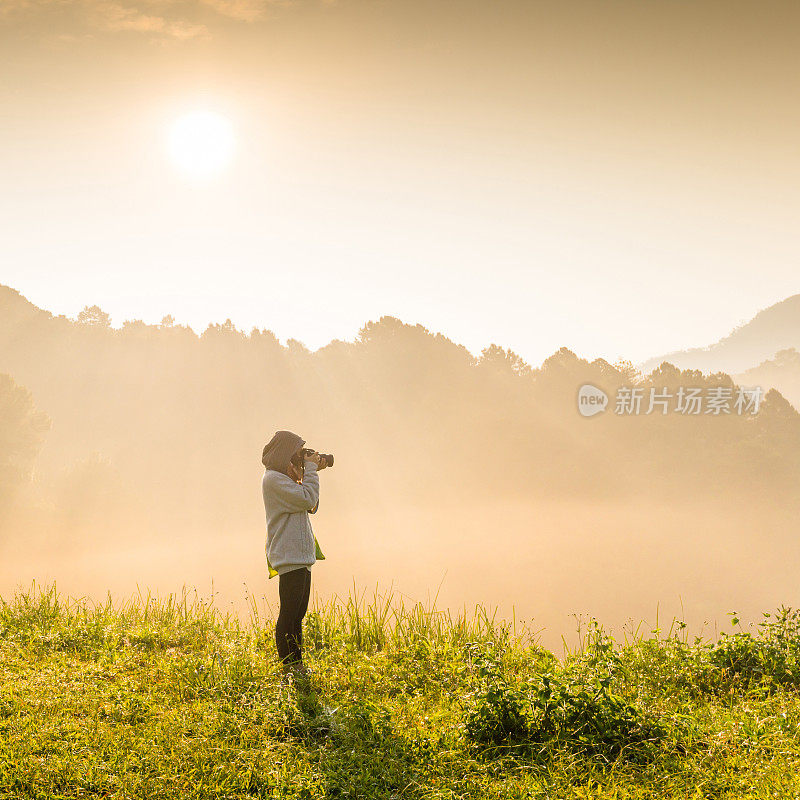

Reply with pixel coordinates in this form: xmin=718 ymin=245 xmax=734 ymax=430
xmin=262 ymin=430 xmax=305 ymax=475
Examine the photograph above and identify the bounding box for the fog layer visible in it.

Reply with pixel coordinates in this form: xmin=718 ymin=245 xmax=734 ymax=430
xmin=2 ymin=286 xmax=799 ymax=650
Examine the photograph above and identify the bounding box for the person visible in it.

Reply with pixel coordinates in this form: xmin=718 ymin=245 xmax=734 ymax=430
xmin=261 ymin=430 xmax=327 ymax=679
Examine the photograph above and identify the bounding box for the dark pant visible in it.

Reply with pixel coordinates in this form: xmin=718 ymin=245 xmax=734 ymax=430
xmin=276 ymin=567 xmax=311 ymax=666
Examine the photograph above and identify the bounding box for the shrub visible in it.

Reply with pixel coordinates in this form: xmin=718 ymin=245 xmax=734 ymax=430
xmin=463 ymin=645 xmax=531 ymax=748
xmin=707 ymin=607 xmax=800 ymax=693
xmin=526 ymin=667 xmax=663 ymax=762
xmin=463 ymin=628 xmax=665 ymax=763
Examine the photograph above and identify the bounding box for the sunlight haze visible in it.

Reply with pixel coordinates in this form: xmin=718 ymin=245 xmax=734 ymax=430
xmin=2 ymin=0 xmax=799 ymax=364
xmin=2 ymin=0 xmax=800 ymax=652
xmin=3 ymin=4 xmax=800 ymax=794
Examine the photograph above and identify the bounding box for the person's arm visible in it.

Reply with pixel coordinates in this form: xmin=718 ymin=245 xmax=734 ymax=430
xmin=265 ymin=461 xmax=320 ymax=512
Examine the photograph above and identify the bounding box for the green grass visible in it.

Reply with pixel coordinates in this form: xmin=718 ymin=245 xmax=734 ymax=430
xmin=2 ymin=584 xmax=800 ymax=799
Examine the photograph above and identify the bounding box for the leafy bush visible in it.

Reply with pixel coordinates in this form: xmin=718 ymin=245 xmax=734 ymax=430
xmin=707 ymin=607 xmax=800 ymax=693
xmin=463 ymin=646 xmax=531 ymax=747
xmin=526 ymin=668 xmax=663 ymax=762
xmin=464 ymin=627 xmax=665 ymax=762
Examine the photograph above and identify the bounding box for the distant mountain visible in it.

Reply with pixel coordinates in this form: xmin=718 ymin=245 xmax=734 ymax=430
xmin=736 ymin=348 xmax=800 ymax=411
xmin=639 ymin=294 xmax=800 ymax=377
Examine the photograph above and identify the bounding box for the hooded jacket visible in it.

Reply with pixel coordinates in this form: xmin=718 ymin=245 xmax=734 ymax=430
xmin=261 ymin=430 xmax=326 ymax=579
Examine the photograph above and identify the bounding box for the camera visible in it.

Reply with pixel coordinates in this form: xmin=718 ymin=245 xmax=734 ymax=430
xmin=291 ymin=448 xmax=335 ymax=468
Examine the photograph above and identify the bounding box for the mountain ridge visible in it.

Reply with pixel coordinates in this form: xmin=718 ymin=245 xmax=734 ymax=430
xmin=639 ymin=294 xmax=800 ymax=376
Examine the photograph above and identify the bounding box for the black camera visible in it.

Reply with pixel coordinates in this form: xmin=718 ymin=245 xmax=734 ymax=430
xmin=292 ymin=448 xmax=334 ymax=468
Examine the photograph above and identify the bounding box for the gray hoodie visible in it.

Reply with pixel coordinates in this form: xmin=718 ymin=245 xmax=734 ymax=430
xmin=261 ymin=430 xmax=322 ymax=577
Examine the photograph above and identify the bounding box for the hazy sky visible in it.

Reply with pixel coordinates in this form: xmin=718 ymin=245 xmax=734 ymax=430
xmin=2 ymin=0 xmax=799 ymax=366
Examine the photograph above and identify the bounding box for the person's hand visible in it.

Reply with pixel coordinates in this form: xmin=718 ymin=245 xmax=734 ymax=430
xmin=305 ymin=451 xmax=327 ymax=470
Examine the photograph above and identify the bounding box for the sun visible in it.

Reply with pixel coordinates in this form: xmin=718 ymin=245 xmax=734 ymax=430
xmin=167 ymin=111 xmax=235 ymax=179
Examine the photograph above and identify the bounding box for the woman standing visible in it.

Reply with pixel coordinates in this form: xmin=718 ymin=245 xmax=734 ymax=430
xmin=261 ymin=430 xmax=327 ymax=678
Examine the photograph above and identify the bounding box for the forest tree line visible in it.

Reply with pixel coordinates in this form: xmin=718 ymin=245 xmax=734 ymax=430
xmin=1 ymin=284 xmax=799 ymax=554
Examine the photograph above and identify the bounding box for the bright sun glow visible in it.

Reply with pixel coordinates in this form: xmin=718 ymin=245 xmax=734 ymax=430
xmin=167 ymin=111 xmax=235 ymax=179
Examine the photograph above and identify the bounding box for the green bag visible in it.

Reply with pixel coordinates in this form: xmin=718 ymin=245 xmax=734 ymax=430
xmin=267 ymin=536 xmax=325 ymax=580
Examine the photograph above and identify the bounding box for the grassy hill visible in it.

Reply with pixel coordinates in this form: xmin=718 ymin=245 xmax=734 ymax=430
xmin=2 ymin=584 xmax=800 ymax=799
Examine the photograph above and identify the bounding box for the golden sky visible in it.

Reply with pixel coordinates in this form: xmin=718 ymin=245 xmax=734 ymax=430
xmin=1 ymin=0 xmax=799 ymax=365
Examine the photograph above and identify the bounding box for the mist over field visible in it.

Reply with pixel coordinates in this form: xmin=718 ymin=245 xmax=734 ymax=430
xmin=2 ymin=285 xmax=799 ymax=650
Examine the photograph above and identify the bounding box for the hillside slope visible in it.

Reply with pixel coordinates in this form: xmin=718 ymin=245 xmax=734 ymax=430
xmin=736 ymin=348 xmax=800 ymax=410
xmin=639 ymin=294 xmax=800 ymax=376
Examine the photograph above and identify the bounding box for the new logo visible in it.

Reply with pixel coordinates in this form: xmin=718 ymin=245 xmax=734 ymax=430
xmin=577 ymin=384 xmax=608 ymax=417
